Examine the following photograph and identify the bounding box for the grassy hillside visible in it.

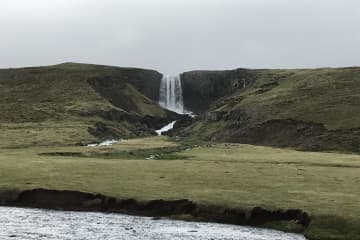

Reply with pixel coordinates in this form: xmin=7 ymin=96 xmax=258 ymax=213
xmin=0 ymin=63 xmax=173 ymax=148
xmin=178 ymin=67 xmax=360 ymax=153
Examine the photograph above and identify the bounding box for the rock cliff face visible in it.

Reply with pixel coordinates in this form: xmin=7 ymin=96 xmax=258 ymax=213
xmin=114 ymin=68 xmax=163 ymax=102
xmin=181 ymin=69 xmax=258 ymax=113
xmin=176 ymin=67 xmax=360 ymax=153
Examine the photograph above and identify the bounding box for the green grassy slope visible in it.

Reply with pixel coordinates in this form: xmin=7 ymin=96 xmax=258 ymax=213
xmin=0 ymin=63 xmax=172 ymax=148
xmin=179 ymin=67 xmax=360 ymax=153
xmin=218 ymin=68 xmax=360 ymax=130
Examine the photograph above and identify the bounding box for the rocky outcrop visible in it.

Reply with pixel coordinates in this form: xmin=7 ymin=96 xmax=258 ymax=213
xmin=87 ymin=67 xmax=163 ymax=103
xmin=87 ymin=75 xmax=160 ymax=116
xmin=227 ymin=119 xmax=329 ymax=151
xmin=2 ymin=188 xmax=310 ymax=231
xmin=181 ymin=69 xmax=257 ymax=113
xmin=81 ymin=108 xmax=180 ymax=140
xmin=189 ymin=118 xmax=360 ymax=153
xmin=122 ymin=69 xmax=163 ymax=102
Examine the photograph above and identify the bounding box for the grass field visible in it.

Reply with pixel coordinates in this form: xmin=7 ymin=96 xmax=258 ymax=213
xmin=0 ymin=136 xmax=359 ymax=239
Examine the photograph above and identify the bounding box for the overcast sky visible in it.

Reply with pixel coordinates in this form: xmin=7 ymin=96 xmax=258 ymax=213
xmin=1 ymin=0 xmax=360 ymax=74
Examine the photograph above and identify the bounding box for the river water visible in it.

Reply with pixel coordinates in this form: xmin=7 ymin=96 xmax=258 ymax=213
xmin=155 ymin=121 xmax=177 ymax=135
xmin=0 ymin=207 xmax=306 ymax=240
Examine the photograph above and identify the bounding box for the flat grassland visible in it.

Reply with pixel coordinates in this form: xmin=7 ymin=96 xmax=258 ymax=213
xmin=0 ymin=136 xmax=359 ymax=240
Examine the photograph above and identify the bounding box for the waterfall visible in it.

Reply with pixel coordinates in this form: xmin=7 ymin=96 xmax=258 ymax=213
xmin=158 ymin=75 xmax=184 ymax=114
xmin=156 ymin=74 xmax=195 ymax=135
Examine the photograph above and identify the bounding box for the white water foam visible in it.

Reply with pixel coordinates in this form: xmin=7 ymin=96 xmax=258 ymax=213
xmin=159 ymin=75 xmax=184 ymax=114
xmin=156 ymin=74 xmax=196 ymax=136
xmin=87 ymin=139 xmax=120 ymax=147
xmin=0 ymin=206 xmax=307 ymax=240
xmin=156 ymin=121 xmax=177 ymax=136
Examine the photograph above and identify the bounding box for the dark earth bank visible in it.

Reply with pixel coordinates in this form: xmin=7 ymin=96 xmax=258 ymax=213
xmin=0 ymin=189 xmax=310 ymax=235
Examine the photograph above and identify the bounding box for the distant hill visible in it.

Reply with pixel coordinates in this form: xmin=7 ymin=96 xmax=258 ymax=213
xmin=0 ymin=63 xmax=175 ymax=148
xmin=178 ymin=67 xmax=360 ymax=153
xmin=2 ymin=63 xmax=359 ymax=153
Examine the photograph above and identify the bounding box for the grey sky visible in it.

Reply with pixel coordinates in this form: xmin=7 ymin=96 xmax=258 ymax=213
xmin=1 ymin=0 xmax=360 ymax=74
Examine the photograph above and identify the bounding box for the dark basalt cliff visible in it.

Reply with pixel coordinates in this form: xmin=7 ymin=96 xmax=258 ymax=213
xmin=181 ymin=69 xmax=258 ymax=113
xmin=177 ymin=67 xmax=360 ymax=153
xmin=110 ymin=68 xmax=163 ymax=102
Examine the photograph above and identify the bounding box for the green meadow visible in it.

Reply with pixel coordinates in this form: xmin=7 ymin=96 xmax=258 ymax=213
xmin=0 ymin=136 xmax=359 ymax=240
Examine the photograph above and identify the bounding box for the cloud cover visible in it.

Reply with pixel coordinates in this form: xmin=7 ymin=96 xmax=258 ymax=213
xmin=1 ymin=0 xmax=360 ymax=73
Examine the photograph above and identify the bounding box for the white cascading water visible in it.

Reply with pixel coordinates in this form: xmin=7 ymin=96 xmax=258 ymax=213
xmin=156 ymin=75 xmax=184 ymax=135
xmin=158 ymin=75 xmax=184 ymax=114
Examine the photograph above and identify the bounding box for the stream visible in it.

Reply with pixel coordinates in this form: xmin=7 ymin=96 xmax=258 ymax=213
xmin=0 ymin=206 xmax=306 ymax=240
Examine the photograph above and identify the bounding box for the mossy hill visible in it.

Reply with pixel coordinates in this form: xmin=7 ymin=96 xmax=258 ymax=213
xmin=178 ymin=67 xmax=360 ymax=153
xmin=0 ymin=62 xmax=176 ymax=148
xmin=1 ymin=63 xmax=359 ymax=153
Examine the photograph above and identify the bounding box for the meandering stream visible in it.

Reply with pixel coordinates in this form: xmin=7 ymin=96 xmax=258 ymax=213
xmin=0 ymin=207 xmax=306 ymax=240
